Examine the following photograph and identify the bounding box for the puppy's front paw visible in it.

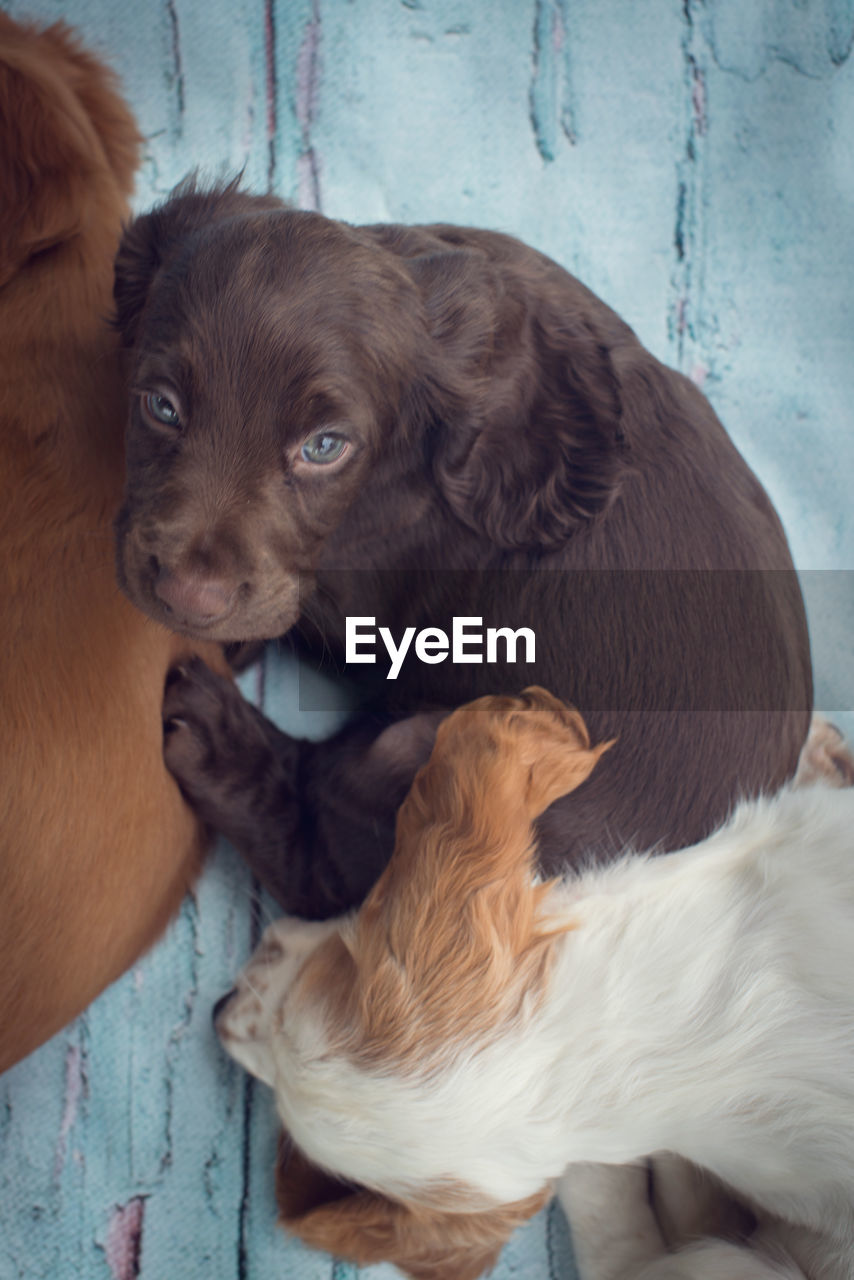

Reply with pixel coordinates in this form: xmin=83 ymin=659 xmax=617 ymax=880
xmin=162 ymin=658 xmax=263 ymax=812
xmin=162 ymin=658 xmax=301 ymax=850
xmin=164 ymin=659 xmax=225 ymax=781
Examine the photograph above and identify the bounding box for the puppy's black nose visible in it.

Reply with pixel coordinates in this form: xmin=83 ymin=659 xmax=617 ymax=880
xmin=212 ymin=989 xmax=237 ymax=1025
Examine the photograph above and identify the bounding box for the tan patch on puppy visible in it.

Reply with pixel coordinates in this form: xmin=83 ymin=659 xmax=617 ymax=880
xmin=297 ymin=688 xmax=611 ymax=1070
xmin=274 ymin=1134 xmax=550 ymax=1280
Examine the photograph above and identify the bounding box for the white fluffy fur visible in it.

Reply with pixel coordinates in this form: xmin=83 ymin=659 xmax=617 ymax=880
xmin=219 ymin=781 xmax=854 ymax=1279
xmin=558 ymin=1161 xmax=813 ymax=1280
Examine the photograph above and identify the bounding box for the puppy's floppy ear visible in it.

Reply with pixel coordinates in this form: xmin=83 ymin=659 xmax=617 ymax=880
xmin=275 ymin=1135 xmax=545 ymax=1280
xmin=513 ymin=687 xmax=613 ymax=817
xmin=113 ymin=178 xmax=285 ymax=346
xmin=407 ymin=246 xmax=625 ymax=551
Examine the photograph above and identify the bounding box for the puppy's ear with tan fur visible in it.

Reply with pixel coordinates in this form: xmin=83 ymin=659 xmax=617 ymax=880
xmin=274 ymin=1135 xmax=542 ymax=1280
xmin=113 ymin=179 xmax=285 ymax=347
xmin=516 ymin=687 xmax=612 ymax=818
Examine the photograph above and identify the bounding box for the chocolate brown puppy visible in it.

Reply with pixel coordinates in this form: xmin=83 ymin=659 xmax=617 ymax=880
xmin=114 ymin=182 xmax=812 ymax=916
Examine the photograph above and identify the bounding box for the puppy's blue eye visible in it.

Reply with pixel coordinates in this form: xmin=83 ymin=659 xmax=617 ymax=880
xmin=301 ymin=433 xmax=347 ymax=465
xmin=143 ymin=392 xmax=181 ymax=428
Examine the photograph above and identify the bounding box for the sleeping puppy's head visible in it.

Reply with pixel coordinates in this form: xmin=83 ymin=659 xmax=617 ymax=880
xmin=112 ymin=183 xmax=624 ymax=642
xmin=216 ymin=689 xmax=610 ymax=1277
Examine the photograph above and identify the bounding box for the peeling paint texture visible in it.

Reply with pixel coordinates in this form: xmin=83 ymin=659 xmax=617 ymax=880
xmin=530 ymin=0 xmax=576 ymax=160
xmin=1 ymin=0 xmax=853 ymax=1277
xmin=103 ymin=1198 xmax=146 ymax=1280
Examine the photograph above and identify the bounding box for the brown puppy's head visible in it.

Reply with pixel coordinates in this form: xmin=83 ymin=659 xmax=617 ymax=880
xmin=113 ymin=183 xmax=432 ymax=641
xmin=216 ymin=691 xmax=610 ymax=1275
xmin=113 ymin=187 xmax=624 ymax=643
xmin=0 ymin=14 xmax=140 ymax=288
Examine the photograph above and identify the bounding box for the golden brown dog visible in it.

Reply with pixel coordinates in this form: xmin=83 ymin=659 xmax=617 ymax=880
xmin=0 ymin=15 xmax=226 ymax=1072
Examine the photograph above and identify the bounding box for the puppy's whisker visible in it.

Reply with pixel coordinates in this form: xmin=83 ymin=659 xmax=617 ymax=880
xmin=298 ymin=593 xmax=337 ymax=672
xmin=194 ymin=863 xmax=279 ymax=928
xmin=240 ymin=970 xmax=268 ymax=1008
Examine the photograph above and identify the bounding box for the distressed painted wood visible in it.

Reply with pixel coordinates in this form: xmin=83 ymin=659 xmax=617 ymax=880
xmin=1 ymin=1 xmax=853 ymax=1277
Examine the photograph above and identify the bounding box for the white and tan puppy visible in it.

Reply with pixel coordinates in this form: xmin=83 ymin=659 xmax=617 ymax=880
xmin=217 ymin=692 xmax=854 ymax=1280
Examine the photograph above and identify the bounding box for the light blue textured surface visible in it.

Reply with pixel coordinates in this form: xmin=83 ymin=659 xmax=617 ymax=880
xmin=1 ymin=3 xmax=853 ymax=1278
